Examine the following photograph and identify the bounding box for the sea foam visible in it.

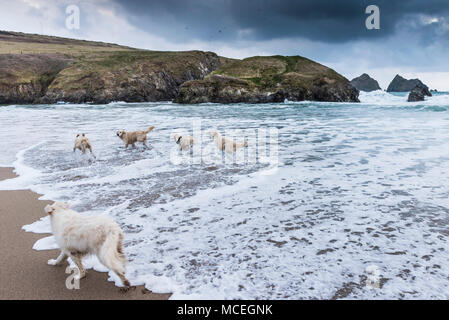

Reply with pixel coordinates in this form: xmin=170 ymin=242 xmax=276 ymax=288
xmin=1 ymin=97 xmax=449 ymax=299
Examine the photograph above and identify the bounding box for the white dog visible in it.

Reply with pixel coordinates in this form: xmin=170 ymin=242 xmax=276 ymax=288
xmin=210 ymin=130 xmax=248 ymax=153
xmin=45 ymin=201 xmax=130 ymax=287
xmin=73 ymin=133 xmax=95 ymax=157
xmin=173 ymin=133 xmax=194 ymax=151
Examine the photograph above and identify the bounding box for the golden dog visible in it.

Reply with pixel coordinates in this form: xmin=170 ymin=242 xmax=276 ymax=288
xmin=210 ymin=130 xmax=248 ymax=153
xmin=116 ymin=126 xmax=155 ymax=148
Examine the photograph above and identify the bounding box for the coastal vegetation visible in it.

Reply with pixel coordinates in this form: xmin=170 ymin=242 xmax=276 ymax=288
xmin=0 ymin=31 xmax=358 ymax=104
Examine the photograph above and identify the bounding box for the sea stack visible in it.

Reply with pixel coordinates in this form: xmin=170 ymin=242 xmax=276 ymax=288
xmin=350 ymin=73 xmax=381 ymax=92
xmin=407 ymin=84 xmax=432 ymax=102
xmin=387 ymin=75 xmax=429 ymax=92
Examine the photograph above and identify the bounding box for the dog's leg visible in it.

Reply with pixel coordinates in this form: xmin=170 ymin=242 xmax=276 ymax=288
xmin=117 ymin=273 xmax=131 ymax=287
xmin=48 ymin=251 xmax=68 ymax=266
xmin=87 ymin=144 xmax=96 ymax=158
xmin=70 ymin=253 xmax=86 ymax=279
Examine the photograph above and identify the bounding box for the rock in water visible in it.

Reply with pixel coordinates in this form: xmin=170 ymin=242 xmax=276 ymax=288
xmin=387 ymin=75 xmax=429 ymax=92
xmin=408 ymin=85 xmax=432 ymax=102
xmin=350 ymin=73 xmax=381 ymax=92
xmin=175 ymin=55 xmax=360 ymax=104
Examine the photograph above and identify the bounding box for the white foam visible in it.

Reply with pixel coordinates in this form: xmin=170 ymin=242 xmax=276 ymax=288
xmin=359 ymin=90 xmax=449 ymax=107
xmin=0 ymin=143 xmax=43 ymax=190
xmin=22 ymin=216 xmax=51 ymax=234
xmin=33 ymin=236 xmax=58 ymax=251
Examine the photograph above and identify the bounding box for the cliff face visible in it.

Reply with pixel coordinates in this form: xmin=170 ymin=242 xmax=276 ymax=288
xmin=0 ymin=52 xmax=221 ymax=104
xmin=387 ymin=75 xmax=429 ymax=92
xmin=0 ymin=32 xmax=221 ymax=104
xmin=1 ymin=31 xmax=359 ymax=105
xmin=40 ymin=51 xmax=220 ymax=104
xmin=175 ymin=56 xmax=359 ymax=104
xmin=350 ymin=73 xmax=381 ymax=92
xmin=0 ymin=54 xmax=73 ymax=104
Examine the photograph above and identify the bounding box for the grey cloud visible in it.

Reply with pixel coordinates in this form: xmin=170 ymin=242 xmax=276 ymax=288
xmin=111 ymin=0 xmax=449 ymax=43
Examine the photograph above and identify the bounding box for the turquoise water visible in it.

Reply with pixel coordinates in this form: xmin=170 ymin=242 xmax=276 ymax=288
xmin=1 ymin=90 xmax=449 ymax=299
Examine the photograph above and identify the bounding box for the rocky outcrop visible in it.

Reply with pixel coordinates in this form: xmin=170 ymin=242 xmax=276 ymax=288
xmin=0 ymin=51 xmax=220 ymax=104
xmin=1 ymin=31 xmax=359 ymax=105
xmin=0 ymin=54 xmax=73 ymax=104
xmin=40 ymin=51 xmax=221 ymax=104
xmin=407 ymin=85 xmax=432 ymax=102
xmin=350 ymin=73 xmax=381 ymax=92
xmin=387 ymin=75 xmax=429 ymax=92
xmin=175 ymin=56 xmax=359 ymax=104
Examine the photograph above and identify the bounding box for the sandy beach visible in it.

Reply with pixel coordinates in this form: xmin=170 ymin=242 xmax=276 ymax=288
xmin=0 ymin=167 xmax=170 ymax=300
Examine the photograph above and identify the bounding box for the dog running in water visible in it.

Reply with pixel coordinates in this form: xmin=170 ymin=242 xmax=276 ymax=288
xmin=173 ymin=133 xmax=195 ymax=151
xmin=45 ymin=201 xmax=130 ymax=287
xmin=116 ymin=126 xmax=155 ymax=148
xmin=73 ymin=133 xmax=95 ymax=157
xmin=210 ymin=130 xmax=248 ymax=153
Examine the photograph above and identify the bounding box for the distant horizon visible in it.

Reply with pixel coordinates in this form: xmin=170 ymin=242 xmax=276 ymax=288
xmin=1 ymin=0 xmax=448 ymax=90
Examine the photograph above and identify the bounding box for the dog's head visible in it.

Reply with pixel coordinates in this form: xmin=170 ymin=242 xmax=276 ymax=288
xmin=173 ymin=133 xmax=182 ymax=142
xmin=44 ymin=201 xmax=70 ymax=215
xmin=116 ymin=130 xmax=126 ymax=138
xmin=75 ymin=133 xmax=86 ymax=140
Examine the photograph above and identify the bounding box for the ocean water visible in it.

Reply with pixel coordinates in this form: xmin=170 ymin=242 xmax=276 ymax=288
xmin=1 ymin=90 xmax=449 ymax=299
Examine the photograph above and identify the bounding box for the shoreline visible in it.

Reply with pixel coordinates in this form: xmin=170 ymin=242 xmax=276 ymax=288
xmin=0 ymin=167 xmax=171 ymax=300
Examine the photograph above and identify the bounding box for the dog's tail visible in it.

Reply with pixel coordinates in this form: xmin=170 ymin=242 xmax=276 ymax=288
xmin=99 ymin=231 xmax=129 ymax=285
xmin=145 ymin=126 xmax=155 ymax=134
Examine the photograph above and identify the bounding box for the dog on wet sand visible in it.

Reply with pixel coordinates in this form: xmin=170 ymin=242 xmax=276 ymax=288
xmin=173 ymin=133 xmax=194 ymax=151
xmin=73 ymin=133 xmax=95 ymax=157
xmin=45 ymin=201 xmax=130 ymax=287
xmin=210 ymin=130 xmax=248 ymax=153
xmin=116 ymin=126 xmax=154 ymax=148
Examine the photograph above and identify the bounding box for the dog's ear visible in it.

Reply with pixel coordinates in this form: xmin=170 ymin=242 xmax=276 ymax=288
xmin=76 ymin=134 xmax=79 ymax=137
xmin=82 ymin=133 xmax=85 ymax=137
xmin=44 ymin=204 xmax=54 ymax=215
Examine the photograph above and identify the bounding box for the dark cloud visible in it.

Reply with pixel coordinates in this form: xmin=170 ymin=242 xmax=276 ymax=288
xmin=112 ymin=0 xmax=449 ymax=43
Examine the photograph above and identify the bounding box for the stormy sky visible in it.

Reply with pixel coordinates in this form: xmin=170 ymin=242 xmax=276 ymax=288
xmin=1 ymin=0 xmax=448 ymax=89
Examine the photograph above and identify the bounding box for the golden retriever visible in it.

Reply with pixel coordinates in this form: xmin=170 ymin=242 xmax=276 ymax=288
xmin=73 ymin=133 xmax=95 ymax=157
xmin=174 ymin=133 xmax=195 ymax=151
xmin=116 ymin=126 xmax=155 ymax=148
xmin=210 ymin=130 xmax=248 ymax=153
xmin=45 ymin=201 xmax=130 ymax=287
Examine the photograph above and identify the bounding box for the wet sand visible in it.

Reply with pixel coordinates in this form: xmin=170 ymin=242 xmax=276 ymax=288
xmin=0 ymin=167 xmax=171 ymax=300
